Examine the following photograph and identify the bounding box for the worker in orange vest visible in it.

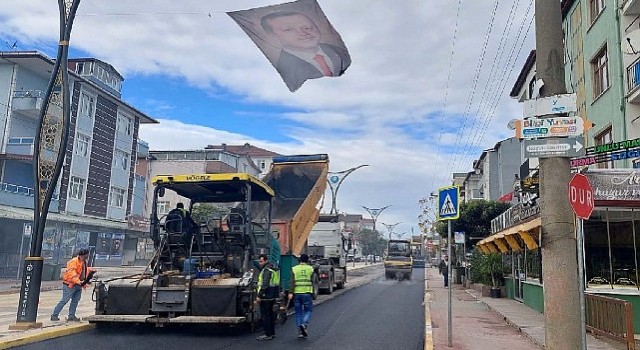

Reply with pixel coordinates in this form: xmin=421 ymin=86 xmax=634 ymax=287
xmin=50 ymin=248 xmax=96 ymax=322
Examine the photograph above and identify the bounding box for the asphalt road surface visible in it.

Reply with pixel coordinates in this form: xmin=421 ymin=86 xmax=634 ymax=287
xmin=16 ymin=268 xmax=424 ymax=350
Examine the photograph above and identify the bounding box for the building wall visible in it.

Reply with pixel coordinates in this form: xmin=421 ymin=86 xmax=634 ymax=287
xmin=147 ymin=160 xmax=207 ymax=213
xmin=565 ymin=0 xmax=626 ymax=164
xmin=0 ymin=63 xmax=13 ymax=149
xmin=496 ymin=138 xmax=523 ymax=197
xmin=621 ymin=3 xmax=640 ymax=147
xmin=84 ymin=94 xmax=117 ymax=217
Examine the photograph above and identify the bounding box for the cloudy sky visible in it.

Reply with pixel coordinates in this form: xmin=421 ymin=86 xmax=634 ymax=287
xmin=0 ymin=0 xmax=534 ymax=237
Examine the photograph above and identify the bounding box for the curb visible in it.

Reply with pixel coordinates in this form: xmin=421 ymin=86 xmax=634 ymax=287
xmin=424 ymin=268 xmax=433 ymax=350
xmin=0 ymin=323 xmax=95 ymax=350
xmin=463 ymin=289 xmax=544 ymax=349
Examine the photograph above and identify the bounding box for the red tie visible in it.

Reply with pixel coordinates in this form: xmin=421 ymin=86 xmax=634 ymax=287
xmin=313 ymin=54 xmax=333 ymax=76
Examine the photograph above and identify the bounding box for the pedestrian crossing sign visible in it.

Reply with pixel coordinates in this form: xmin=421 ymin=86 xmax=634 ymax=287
xmin=437 ymin=186 xmax=460 ymax=221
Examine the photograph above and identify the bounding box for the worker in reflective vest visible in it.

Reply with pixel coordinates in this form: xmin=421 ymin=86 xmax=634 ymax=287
xmin=256 ymin=254 xmax=280 ymax=341
xmin=288 ymin=253 xmax=314 ymax=339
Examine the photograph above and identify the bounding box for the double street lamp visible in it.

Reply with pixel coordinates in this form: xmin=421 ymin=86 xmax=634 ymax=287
xmin=381 ymin=222 xmax=401 ymax=241
xmin=327 ymin=165 xmax=368 ymax=215
xmin=362 ymin=205 xmax=390 ymax=233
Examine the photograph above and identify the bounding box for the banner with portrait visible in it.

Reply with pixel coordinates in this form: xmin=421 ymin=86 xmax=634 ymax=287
xmin=228 ymin=0 xmax=351 ymax=92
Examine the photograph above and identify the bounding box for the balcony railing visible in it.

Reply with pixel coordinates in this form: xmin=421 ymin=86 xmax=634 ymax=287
xmin=11 ymin=90 xmax=44 ymax=117
xmin=626 ymin=57 xmax=640 ymax=95
xmin=0 ymin=182 xmax=59 ymax=200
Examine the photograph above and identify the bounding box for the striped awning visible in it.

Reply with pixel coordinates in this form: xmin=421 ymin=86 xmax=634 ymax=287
xmin=476 ymin=217 xmax=541 ymax=254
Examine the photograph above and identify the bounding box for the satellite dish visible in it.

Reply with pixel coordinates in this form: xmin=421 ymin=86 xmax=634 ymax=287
xmin=507 ymin=119 xmax=519 ymax=130
xmin=623 ymin=29 xmax=640 ymax=55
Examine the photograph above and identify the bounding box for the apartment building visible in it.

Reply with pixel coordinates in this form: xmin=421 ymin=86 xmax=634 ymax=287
xmin=0 ymin=51 xmax=156 ymax=276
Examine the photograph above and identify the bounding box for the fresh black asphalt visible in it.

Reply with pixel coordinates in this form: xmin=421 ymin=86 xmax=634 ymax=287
xmin=15 ymin=268 xmax=424 ymax=350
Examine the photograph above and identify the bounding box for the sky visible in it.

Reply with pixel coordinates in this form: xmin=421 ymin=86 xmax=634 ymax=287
xmin=0 ymin=0 xmax=535 ymax=238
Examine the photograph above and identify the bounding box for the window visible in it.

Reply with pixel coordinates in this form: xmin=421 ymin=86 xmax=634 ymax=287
xmin=157 ymin=201 xmax=170 ymax=215
xmin=591 ymin=46 xmax=609 ymax=98
xmin=79 ymin=92 xmax=95 ymax=118
xmin=109 ymin=186 xmax=126 ymax=208
xmin=116 ymin=112 xmax=132 ymax=136
xmin=260 ymin=161 xmax=266 ymax=170
xmin=527 ymin=76 xmax=537 ymax=99
xmin=74 ymin=133 xmax=91 ymax=157
xmin=595 ymin=127 xmax=613 ymax=169
xmin=589 ymin=0 xmax=604 ymax=24
xmin=113 ymin=149 xmax=130 ymax=171
xmin=69 ymin=176 xmax=86 ymax=200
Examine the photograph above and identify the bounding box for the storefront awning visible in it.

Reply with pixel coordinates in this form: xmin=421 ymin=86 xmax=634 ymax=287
xmin=476 ymin=217 xmax=541 ymax=254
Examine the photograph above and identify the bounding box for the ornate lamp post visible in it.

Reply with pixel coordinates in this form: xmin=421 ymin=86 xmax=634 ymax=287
xmin=327 ymin=165 xmax=368 ymax=215
xmin=11 ymin=0 xmax=81 ymax=330
xmin=361 ymin=205 xmax=390 ymax=233
xmin=381 ymin=222 xmax=401 ymax=241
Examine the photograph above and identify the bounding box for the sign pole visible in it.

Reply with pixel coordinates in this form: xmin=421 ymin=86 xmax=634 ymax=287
xmin=447 ymin=220 xmax=452 ymax=347
xmin=576 ymin=217 xmax=587 ymax=350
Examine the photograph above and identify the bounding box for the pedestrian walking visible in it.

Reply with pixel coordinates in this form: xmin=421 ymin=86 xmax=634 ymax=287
xmin=438 ymin=255 xmax=449 ymax=287
xmin=288 ymin=253 xmax=314 ymax=339
xmin=255 ymin=254 xmax=280 ymax=341
xmin=51 ymin=248 xmax=96 ymax=322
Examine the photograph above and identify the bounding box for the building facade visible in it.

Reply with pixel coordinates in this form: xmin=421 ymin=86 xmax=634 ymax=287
xmin=0 ymin=51 xmax=156 ymax=277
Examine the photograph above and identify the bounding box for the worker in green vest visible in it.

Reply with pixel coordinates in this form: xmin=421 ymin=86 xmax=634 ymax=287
xmin=288 ymin=253 xmax=314 ymax=339
xmin=256 ymin=254 xmax=280 ymax=341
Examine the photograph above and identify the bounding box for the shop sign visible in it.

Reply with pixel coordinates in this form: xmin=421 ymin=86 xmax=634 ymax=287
xmin=586 ymin=169 xmax=640 ymax=201
xmin=491 ymin=202 xmax=540 ymax=234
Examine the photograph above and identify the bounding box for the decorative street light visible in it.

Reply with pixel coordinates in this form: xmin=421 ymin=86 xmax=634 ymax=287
xmin=381 ymin=222 xmax=401 ymax=240
xmin=327 ymin=165 xmax=368 ymax=215
xmin=361 ymin=205 xmax=390 ymax=233
xmin=11 ymin=0 xmax=82 ymax=331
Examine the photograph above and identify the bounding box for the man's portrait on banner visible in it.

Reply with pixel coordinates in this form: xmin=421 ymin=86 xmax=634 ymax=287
xmin=228 ymin=0 xmax=351 ymax=92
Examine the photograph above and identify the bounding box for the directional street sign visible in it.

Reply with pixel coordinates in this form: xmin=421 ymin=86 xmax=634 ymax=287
xmin=524 ymin=137 xmax=585 ymax=158
xmin=523 ymin=93 xmax=577 ymax=118
xmin=515 ymin=116 xmax=593 ymax=139
xmin=437 ymin=186 xmax=460 ymax=221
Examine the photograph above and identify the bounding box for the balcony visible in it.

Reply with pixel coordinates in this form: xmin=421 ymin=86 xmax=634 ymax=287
xmin=627 ymin=57 xmax=640 ymax=104
xmin=12 ymin=90 xmax=44 ymax=118
xmin=6 ymin=137 xmax=35 ymax=156
xmin=623 ymin=0 xmax=640 ymax=15
xmin=0 ymin=181 xmax=59 ymax=211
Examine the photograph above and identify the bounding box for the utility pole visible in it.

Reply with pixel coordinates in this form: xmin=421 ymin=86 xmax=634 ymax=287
xmin=535 ymin=0 xmax=582 ymax=348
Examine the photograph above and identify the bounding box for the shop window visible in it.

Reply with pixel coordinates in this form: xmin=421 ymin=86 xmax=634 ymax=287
xmin=585 ymin=208 xmax=640 ymax=289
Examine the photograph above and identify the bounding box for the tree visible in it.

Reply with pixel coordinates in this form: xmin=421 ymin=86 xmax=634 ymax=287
xmin=353 ymin=229 xmax=387 ymax=256
xmin=191 ymin=203 xmax=228 ymax=224
xmin=435 ymin=200 xmax=510 ymax=246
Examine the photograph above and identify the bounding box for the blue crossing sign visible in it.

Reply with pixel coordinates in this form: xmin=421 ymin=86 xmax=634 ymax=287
xmin=438 ymin=186 xmax=460 ymax=221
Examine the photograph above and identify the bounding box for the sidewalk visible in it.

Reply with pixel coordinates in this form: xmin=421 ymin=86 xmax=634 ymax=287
xmin=425 ymin=267 xmax=625 ymax=349
xmin=0 ymin=263 xmax=380 ymax=349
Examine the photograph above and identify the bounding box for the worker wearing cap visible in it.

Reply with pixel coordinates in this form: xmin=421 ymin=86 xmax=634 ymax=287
xmin=51 ymin=248 xmax=96 ymax=322
xmin=288 ymin=253 xmax=314 ymax=339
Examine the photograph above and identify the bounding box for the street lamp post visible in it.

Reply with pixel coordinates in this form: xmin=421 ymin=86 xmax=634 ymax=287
xmin=381 ymin=222 xmax=401 ymax=241
xmin=327 ymin=165 xmax=368 ymax=215
xmin=362 ymin=205 xmax=390 ymax=233
xmin=10 ymin=0 xmax=82 ymax=330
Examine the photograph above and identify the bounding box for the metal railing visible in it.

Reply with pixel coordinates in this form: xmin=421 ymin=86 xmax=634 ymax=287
xmin=0 ymin=182 xmax=34 ymax=196
xmin=585 ymin=293 xmax=636 ymax=350
xmin=12 ymin=90 xmax=45 ymax=98
xmin=0 ymin=251 xmax=22 ymax=279
xmin=0 ymin=182 xmax=59 ymax=200
xmin=627 ymin=57 xmax=640 ymax=94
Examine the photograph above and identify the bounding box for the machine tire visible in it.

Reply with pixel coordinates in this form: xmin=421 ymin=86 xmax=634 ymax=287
xmin=336 ymin=275 xmax=345 ymax=289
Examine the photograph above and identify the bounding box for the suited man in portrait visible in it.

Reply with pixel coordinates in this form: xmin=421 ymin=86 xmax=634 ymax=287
xmin=261 ymin=11 xmax=351 ymax=92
